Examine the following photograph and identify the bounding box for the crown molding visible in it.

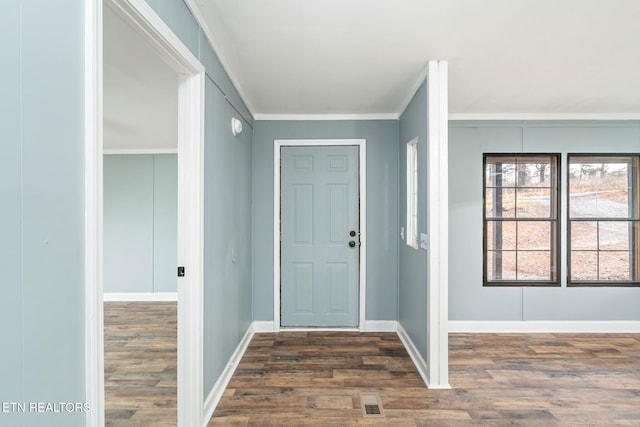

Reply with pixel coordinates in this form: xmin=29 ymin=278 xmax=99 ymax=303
xmin=449 ymin=113 xmax=640 ymax=121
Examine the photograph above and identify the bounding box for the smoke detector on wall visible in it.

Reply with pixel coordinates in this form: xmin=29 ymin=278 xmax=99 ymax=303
xmin=231 ymin=118 xmax=243 ymax=136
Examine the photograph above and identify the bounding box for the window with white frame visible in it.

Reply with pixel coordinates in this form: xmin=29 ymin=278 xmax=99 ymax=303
xmin=406 ymin=138 xmax=418 ymax=249
xmin=568 ymin=154 xmax=640 ymax=285
xmin=483 ymin=154 xmax=560 ymax=285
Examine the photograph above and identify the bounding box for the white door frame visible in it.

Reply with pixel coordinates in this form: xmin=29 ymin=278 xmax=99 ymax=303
xmin=273 ymin=139 xmax=367 ymax=331
xmin=84 ymin=0 xmax=205 ymax=425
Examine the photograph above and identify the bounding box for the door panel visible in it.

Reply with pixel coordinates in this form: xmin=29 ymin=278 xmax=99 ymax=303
xmin=281 ymin=145 xmax=359 ymax=327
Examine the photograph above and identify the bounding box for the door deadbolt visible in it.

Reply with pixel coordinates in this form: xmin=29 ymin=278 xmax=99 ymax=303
xmin=349 ymin=230 xmax=357 ymax=237
xmin=348 ymin=241 xmax=356 ymax=248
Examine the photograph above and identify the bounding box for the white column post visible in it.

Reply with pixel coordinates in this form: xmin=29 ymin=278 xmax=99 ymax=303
xmin=427 ymin=60 xmax=450 ymax=389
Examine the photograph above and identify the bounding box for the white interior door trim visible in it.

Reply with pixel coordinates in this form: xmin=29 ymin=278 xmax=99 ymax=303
xmin=85 ymin=0 xmax=205 ymax=425
xmin=274 ymin=139 xmax=367 ymax=332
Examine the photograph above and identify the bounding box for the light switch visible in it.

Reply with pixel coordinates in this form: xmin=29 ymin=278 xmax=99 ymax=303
xmin=400 ymin=227 xmax=405 ymax=240
xmin=420 ymin=233 xmax=428 ymax=250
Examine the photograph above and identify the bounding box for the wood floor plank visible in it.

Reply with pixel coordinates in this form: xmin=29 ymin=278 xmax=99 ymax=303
xmin=211 ymin=331 xmax=640 ymax=426
xmin=104 ymin=301 xmax=177 ymax=426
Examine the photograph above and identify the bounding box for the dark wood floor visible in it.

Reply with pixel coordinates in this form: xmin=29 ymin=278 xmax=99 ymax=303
xmin=103 ymin=303 xmax=640 ymax=426
xmin=104 ymin=301 xmax=177 ymax=426
xmin=210 ymin=332 xmax=640 ymax=426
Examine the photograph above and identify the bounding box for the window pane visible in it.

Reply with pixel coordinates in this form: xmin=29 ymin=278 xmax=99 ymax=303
xmin=487 ymin=250 xmax=516 ymax=281
xmin=599 ymin=221 xmax=630 ymax=250
xmin=485 ymin=188 xmax=515 ymax=218
xmin=571 ymin=251 xmax=598 ymax=281
xmin=517 ymin=251 xmax=551 ymax=280
xmin=569 ymin=158 xmax=631 ymax=218
xmin=516 ymin=188 xmax=551 ymax=218
xmin=570 ymin=221 xmax=598 ymax=250
xmin=517 ymin=221 xmax=551 ymax=250
xmin=516 ymin=157 xmax=553 ymax=187
xmin=599 ymin=251 xmax=631 ymax=281
xmin=486 ymin=157 xmax=516 ymax=187
xmin=487 ymin=221 xmax=516 ymax=251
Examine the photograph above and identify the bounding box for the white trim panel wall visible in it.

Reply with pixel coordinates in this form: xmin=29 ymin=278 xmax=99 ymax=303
xmin=274 ymin=139 xmax=367 ymax=332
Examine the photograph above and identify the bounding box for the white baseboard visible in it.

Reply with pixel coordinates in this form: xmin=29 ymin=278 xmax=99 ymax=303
xmin=202 ymin=323 xmax=255 ymax=427
xmin=396 ymin=323 xmax=430 ymax=388
xmin=449 ymin=320 xmax=640 ymax=333
xmin=279 ymin=327 xmax=360 ymax=332
xmin=362 ymin=320 xmax=398 ymax=332
xmin=252 ymin=321 xmax=276 ymax=332
xmin=254 ymin=320 xmax=399 ymax=333
xmin=103 ymin=292 xmax=178 ymax=302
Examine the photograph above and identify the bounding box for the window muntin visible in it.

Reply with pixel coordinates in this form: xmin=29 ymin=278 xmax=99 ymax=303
xmin=406 ymin=138 xmax=418 ymax=249
xmin=483 ymin=154 xmax=559 ymax=285
xmin=568 ymin=155 xmax=640 ymax=285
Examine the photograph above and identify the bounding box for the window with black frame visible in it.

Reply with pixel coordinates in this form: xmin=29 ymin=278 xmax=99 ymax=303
xmin=483 ymin=154 xmax=560 ymax=285
xmin=568 ymin=155 xmax=640 ymax=285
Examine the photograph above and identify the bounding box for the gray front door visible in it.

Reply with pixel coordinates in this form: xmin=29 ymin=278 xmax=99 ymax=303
xmin=280 ymin=145 xmax=360 ymax=327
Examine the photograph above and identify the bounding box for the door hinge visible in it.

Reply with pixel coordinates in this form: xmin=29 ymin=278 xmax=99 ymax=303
xmin=177 ymin=266 xmax=185 ymax=277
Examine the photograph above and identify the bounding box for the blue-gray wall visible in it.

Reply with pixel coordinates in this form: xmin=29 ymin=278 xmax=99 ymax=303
xmin=0 ymin=0 xmax=86 ymax=425
xmin=252 ymin=120 xmax=399 ymax=322
xmin=142 ymin=0 xmax=255 ymax=402
xmin=104 ymin=154 xmax=177 ymax=294
xmin=449 ymin=120 xmax=640 ymax=321
xmin=398 ymin=82 xmax=429 ymax=356
xmin=203 ymin=81 xmax=253 ymax=393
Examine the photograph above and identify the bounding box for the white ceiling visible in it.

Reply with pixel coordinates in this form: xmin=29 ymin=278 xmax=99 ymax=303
xmin=104 ymin=6 xmax=178 ymax=150
xmin=190 ymin=0 xmax=640 ymax=117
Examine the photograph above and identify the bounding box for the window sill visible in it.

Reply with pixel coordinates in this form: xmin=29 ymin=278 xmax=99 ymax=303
xmin=483 ymin=281 xmax=560 ymax=287
xmin=568 ymin=281 xmax=640 ymax=287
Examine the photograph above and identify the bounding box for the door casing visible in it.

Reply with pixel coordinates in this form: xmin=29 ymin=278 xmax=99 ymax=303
xmin=85 ymin=0 xmax=206 ymax=425
xmin=274 ymin=139 xmax=366 ymax=331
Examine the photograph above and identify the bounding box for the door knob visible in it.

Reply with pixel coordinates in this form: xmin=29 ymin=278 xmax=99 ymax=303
xmin=348 ymin=241 xmax=356 ymax=248
xmin=349 ymin=230 xmax=357 ymax=237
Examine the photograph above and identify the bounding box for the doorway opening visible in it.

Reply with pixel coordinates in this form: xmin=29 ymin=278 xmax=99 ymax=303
xmin=85 ymin=0 xmax=205 ymax=425
xmin=102 ymin=3 xmax=179 ymax=423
